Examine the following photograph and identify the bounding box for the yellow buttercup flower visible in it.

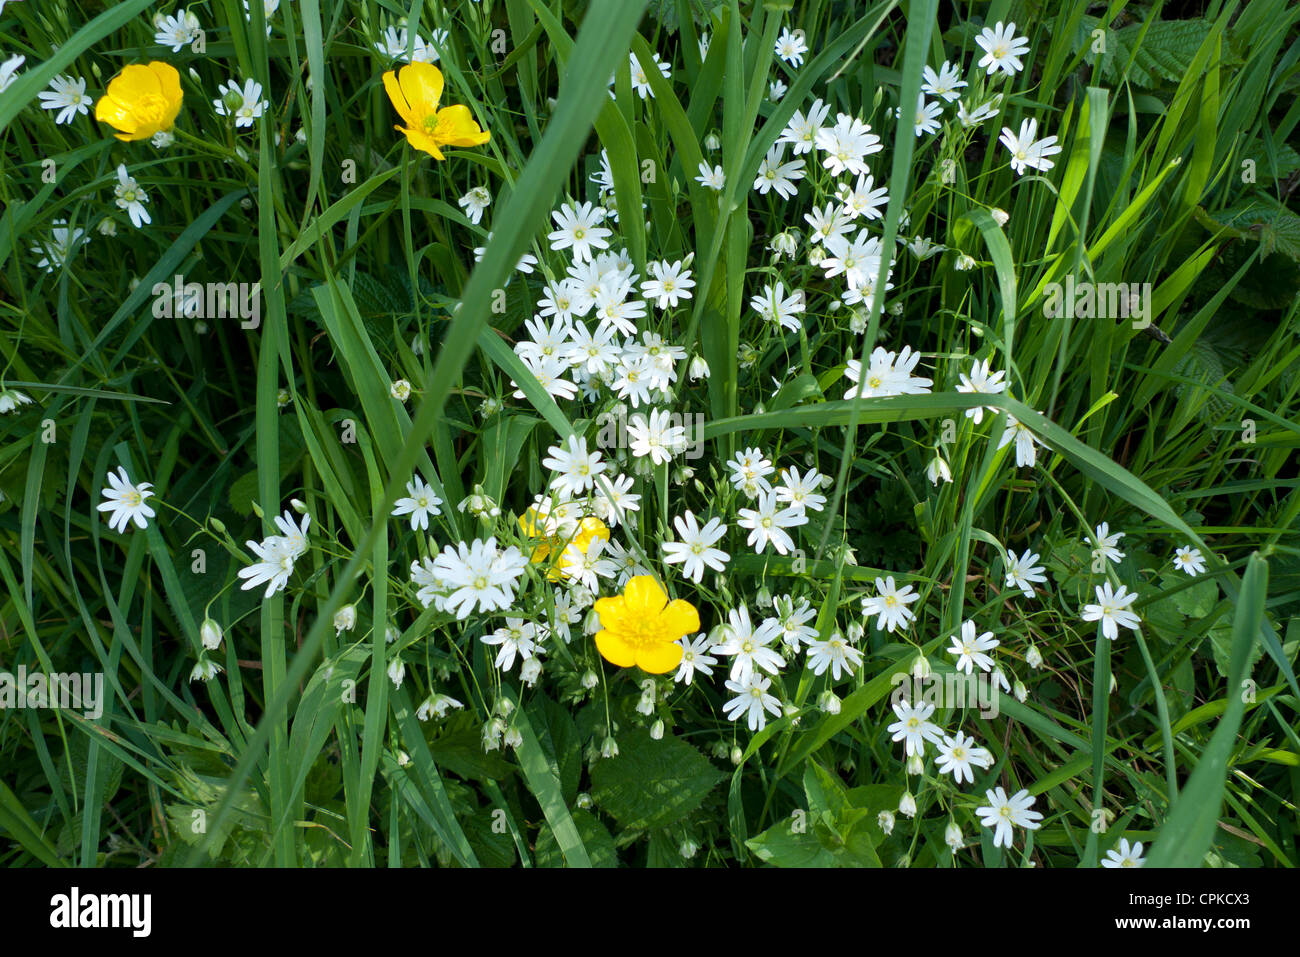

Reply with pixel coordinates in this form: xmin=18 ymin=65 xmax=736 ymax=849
xmin=382 ymin=61 xmax=490 ymax=160
xmin=521 ymin=513 xmax=607 ymax=580
xmin=594 ymin=576 xmax=699 ymax=675
xmin=94 ymin=62 xmax=184 ymax=142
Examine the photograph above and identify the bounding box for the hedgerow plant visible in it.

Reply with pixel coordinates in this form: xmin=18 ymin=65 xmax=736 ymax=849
xmin=1 ymin=0 xmax=1299 ymax=869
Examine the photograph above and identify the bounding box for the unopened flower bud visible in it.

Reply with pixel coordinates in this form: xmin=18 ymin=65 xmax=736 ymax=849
xmin=200 ymin=618 xmax=223 ymax=651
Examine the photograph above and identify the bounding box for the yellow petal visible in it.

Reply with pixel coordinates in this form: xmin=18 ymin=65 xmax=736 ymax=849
xmin=593 ymin=594 xmax=629 ymax=631
xmin=94 ymin=94 xmax=137 ymax=132
xmin=659 ymin=599 xmax=701 ymax=639
xmin=109 ymin=64 xmax=163 ymax=101
xmin=433 ymin=104 xmax=490 ymax=147
xmin=398 ymin=125 xmax=446 ymax=160
xmin=398 ymin=61 xmax=444 ymax=115
xmin=150 ymin=61 xmax=184 ymax=128
xmin=622 ymin=575 xmax=668 ymax=616
xmin=382 ymin=70 xmax=415 ymax=125
xmin=595 ymin=629 xmax=637 ymax=668
xmin=636 ymin=640 xmax=684 ymax=675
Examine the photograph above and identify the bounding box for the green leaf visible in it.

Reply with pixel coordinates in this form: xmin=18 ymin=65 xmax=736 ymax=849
xmin=591 ymin=729 xmax=725 ymax=831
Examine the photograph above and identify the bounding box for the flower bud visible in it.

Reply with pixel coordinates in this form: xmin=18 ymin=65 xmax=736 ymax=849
xmin=818 ymin=690 xmax=841 ymax=715
xmin=945 ymin=820 xmax=964 ymax=850
xmin=581 ymin=669 xmax=600 ymax=690
xmin=907 ymin=754 xmax=924 ymax=776
xmin=877 ymin=810 xmax=895 ymax=835
xmin=387 ymin=656 xmax=405 ymax=689
xmin=200 ymin=618 xmax=223 ymax=651
xmin=729 ymin=745 xmax=743 ymax=766
xmin=520 ymin=656 xmax=542 ymax=687
xmin=650 ymin=719 xmax=664 ymax=740
xmin=1026 ymin=644 xmax=1043 ymax=669
xmin=333 ymin=604 xmax=356 ymax=635
xmin=899 ymin=791 xmax=918 ymax=818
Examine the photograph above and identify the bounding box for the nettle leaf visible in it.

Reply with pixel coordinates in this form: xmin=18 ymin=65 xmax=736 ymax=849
xmin=747 ymin=816 xmax=838 ymax=867
xmin=1164 ymin=572 xmax=1219 ymax=619
xmin=591 ymin=728 xmax=724 ymax=831
xmin=428 ymin=713 xmax=517 ymax=783
xmin=534 ymin=809 xmax=618 ymax=868
xmin=1076 ymin=17 xmax=1232 ymax=88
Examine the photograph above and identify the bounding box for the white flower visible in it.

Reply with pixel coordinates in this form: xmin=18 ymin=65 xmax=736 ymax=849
xmin=548 ymin=201 xmax=611 ymax=264
xmin=775 ymin=467 xmax=826 ymax=513
xmin=907 ymin=94 xmax=944 ymax=136
xmin=887 ymin=699 xmax=944 ymax=757
xmin=935 ymin=731 xmax=993 ymax=785
xmin=998 ymin=414 xmax=1043 ymax=467
xmin=862 ymin=575 xmax=919 ymax=633
xmin=820 ymin=228 xmax=885 ymax=291
xmin=814 ymin=112 xmax=882 ymax=177
xmin=768 ymin=78 xmax=787 ymax=102
xmin=625 ymin=50 xmax=670 ymax=99
xmin=392 ymin=475 xmax=443 ymax=532
xmin=31 ymin=219 xmax=88 ymax=273
xmin=1026 ymin=644 xmax=1044 ymax=669
xmin=976 ymin=787 xmax=1042 ymax=848
xmin=333 ymin=604 xmax=356 ymax=635
xmin=722 ymin=673 xmax=782 ymax=731
xmin=675 ymin=633 xmax=717 ymax=685
xmin=641 ymin=259 xmax=695 ymax=310
xmin=431 ymin=537 xmax=527 ymax=619
xmin=1090 ymin=522 xmax=1126 ymax=567
xmin=752 ymin=144 xmax=805 ymax=200
xmin=112 ymin=165 xmax=151 ymax=228
xmin=457 ymin=185 xmax=491 ymax=224
xmin=926 ymin=454 xmax=952 ymax=486
xmin=837 ymin=172 xmax=889 ymax=221
xmin=878 ymin=810 xmax=896 ymax=835
xmin=805 ymin=632 xmax=863 ymax=681
xmin=774 ymin=27 xmax=808 ymax=67
xmin=715 ymin=606 xmax=786 ymax=683
xmin=416 ymin=693 xmax=463 ymax=721
xmin=922 ymin=61 xmax=967 ymax=102
xmin=0 ymin=54 xmax=25 ymax=94
xmin=1101 ymin=838 xmax=1146 ymax=868
xmin=1173 ymin=545 xmax=1206 ymax=576
xmin=661 ymin=511 xmax=730 ymax=583
xmin=237 ymin=535 xmax=299 ymax=598
xmin=97 ymin=466 xmax=156 ymax=533
xmin=949 ymin=620 xmax=999 ymax=674
xmin=387 ymin=656 xmax=406 ymax=689
xmin=695 ymin=161 xmax=725 ymax=191
xmin=954 ymin=358 xmax=1007 ymax=424
xmin=843 ymin=345 xmax=932 ymax=400
xmin=1004 ymin=548 xmax=1047 ymax=598
xmin=957 ymin=94 xmax=1003 ymax=127
xmin=999 ymin=118 xmax=1062 ymax=176
xmin=481 ymin=618 xmax=538 ymax=672
xmin=214 ymin=78 xmax=269 ymax=128
xmin=542 ymin=434 xmax=606 ymax=498
xmin=736 ymin=490 xmax=805 ymax=555
xmin=750 ymin=281 xmax=805 ymax=333
xmin=190 ymin=658 xmax=223 ymax=682
xmin=779 ymin=98 xmax=830 ymax=155
xmin=155 ymin=9 xmax=203 ymax=51
xmin=975 ymin=21 xmax=1031 ymax=76
xmin=38 ymin=75 xmax=91 ymax=125
xmin=1081 ymin=582 xmax=1142 ymax=641
xmin=0 ymin=389 xmax=33 ymax=414
xmin=374 ymin=25 xmax=443 ymax=63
